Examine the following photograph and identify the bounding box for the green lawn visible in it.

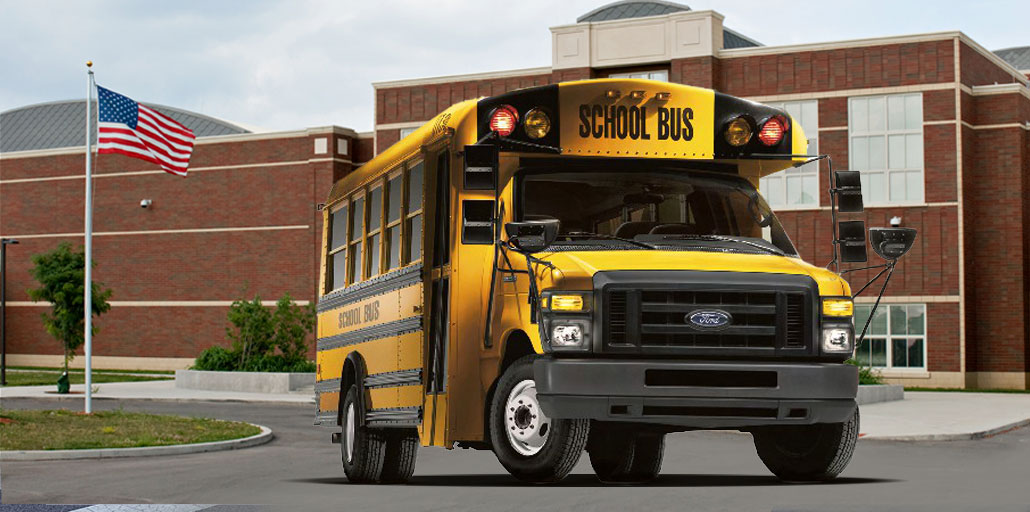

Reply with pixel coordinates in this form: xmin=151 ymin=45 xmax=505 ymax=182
xmin=8 ymin=366 xmax=175 ymax=375
xmin=1 ymin=370 xmax=172 ymax=387
xmin=0 ymin=408 xmax=261 ymax=451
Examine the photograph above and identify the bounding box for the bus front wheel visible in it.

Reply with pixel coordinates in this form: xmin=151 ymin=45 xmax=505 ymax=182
xmin=488 ymin=355 xmax=589 ymax=483
xmin=587 ymin=422 xmax=666 ymax=483
xmin=752 ymin=407 xmax=859 ymax=482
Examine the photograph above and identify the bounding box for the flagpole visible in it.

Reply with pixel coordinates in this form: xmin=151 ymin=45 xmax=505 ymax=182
xmin=84 ymin=61 xmax=95 ymax=414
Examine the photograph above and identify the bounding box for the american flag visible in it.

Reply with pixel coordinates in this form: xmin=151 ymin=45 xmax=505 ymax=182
xmin=96 ymin=86 xmax=195 ymax=176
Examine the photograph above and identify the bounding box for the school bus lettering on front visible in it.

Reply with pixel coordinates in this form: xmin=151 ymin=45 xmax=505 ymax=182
xmin=577 ymin=104 xmax=694 ymax=142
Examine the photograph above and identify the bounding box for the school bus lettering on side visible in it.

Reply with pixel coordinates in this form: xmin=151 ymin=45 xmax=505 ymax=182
xmin=315 ymin=78 xmax=916 ymax=485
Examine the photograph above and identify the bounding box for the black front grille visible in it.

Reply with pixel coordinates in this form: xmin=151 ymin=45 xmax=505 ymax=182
xmin=603 ymin=285 xmax=812 ymax=356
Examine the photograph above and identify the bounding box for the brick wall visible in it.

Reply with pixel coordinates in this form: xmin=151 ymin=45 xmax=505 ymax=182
xmin=0 ymin=131 xmax=346 ymax=362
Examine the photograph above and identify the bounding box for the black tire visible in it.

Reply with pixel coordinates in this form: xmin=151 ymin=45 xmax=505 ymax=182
xmin=753 ymin=407 xmax=859 ymax=482
xmin=340 ymin=386 xmax=387 ymax=483
xmin=489 ymin=355 xmax=589 ymax=483
xmin=380 ymin=429 xmax=419 ymax=484
xmin=588 ymin=423 xmax=665 ymax=483
xmin=626 ymin=432 xmax=665 ymax=482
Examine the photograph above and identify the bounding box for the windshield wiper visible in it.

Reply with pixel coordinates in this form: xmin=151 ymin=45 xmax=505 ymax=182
xmin=561 ymin=232 xmax=657 ymax=250
xmin=657 ymin=234 xmax=785 ymax=256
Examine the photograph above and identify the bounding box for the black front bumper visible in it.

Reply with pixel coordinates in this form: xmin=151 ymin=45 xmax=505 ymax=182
xmin=534 ymin=358 xmax=857 ymax=429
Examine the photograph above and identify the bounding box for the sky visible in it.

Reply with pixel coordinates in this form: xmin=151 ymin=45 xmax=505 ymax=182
xmin=1 ymin=0 xmax=1027 ymax=133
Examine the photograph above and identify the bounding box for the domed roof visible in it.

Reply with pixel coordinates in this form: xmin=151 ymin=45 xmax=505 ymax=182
xmin=578 ymin=0 xmax=690 ymax=23
xmin=1 ymin=99 xmax=251 ymax=153
xmin=994 ymin=46 xmax=1030 ymax=71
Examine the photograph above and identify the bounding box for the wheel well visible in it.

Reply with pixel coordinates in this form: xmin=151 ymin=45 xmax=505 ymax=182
xmin=338 ymin=358 xmax=359 ymax=426
xmin=483 ymin=330 xmax=536 ymax=444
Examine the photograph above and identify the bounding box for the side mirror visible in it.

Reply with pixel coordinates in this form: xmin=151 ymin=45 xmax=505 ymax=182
xmin=463 ymin=144 xmax=498 ymax=190
xmin=504 ymin=220 xmax=559 ymax=253
xmin=834 ymin=170 xmax=864 ymax=213
xmin=869 ymin=227 xmax=917 ymax=261
xmin=837 ymin=220 xmax=868 ymax=263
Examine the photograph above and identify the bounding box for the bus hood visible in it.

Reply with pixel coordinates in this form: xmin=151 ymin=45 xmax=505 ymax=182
xmin=541 ymin=250 xmax=849 ymax=297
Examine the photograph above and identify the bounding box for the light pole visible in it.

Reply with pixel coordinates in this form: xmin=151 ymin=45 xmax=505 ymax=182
xmin=1 ymin=238 xmax=20 ymax=386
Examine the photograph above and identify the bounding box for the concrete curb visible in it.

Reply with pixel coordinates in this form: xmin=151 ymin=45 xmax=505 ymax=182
xmin=0 ymin=423 xmax=273 ymax=461
xmin=176 ymin=370 xmax=314 ymax=394
xmin=856 ymin=384 xmax=905 ymax=405
xmin=862 ymin=417 xmax=1030 ymax=442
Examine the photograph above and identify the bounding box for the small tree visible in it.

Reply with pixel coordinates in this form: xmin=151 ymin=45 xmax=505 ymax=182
xmin=27 ymin=243 xmax=112 ymax=374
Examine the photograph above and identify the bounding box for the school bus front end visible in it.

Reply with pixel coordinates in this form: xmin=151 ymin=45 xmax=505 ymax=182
xmin=315 ymin=79 xmax=905 ymax=485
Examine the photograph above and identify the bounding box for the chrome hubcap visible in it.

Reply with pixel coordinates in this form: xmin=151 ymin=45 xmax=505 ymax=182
xmin=344 ymin=402 xmax=355 ymax=463
xmin=504 ymin=379 xmax=550 ymax=456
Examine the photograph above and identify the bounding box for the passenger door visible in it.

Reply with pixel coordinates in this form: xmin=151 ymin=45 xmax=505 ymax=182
xmin=419 ymin=139 xmax=452 ymax=446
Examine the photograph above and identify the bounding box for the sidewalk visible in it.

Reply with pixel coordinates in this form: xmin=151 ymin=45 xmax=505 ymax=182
xmin=1 ymin=379 xmax=314 ymax=404
xmin=4 ymin=382 xmax=1029 ymax=441
xmin=859 ymin=391 xmax=1030 ymax=441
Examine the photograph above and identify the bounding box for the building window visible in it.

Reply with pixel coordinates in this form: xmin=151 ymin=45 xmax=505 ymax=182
xmin=854 ymin=304 xmax=926 ymax=370
xmin=608 ymin=69 xmax=669 ymax=82
xmin=327 ymin=203 xmax=348 ymax=292
xmin=399 ymin=127 xmax=417 ymax=139
xmin=848 ymin=93 xmax=924 ymax=204
xmin=760 ymin=100 xmax=819 ymax=208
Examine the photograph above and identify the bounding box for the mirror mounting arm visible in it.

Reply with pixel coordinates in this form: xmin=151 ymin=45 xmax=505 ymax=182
xmin=851 ymin=260 xmax=898 ymax=347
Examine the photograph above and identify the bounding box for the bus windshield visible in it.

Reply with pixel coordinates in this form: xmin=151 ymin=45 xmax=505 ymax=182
xmin=519 ymin=166 xmax=797 ymax=256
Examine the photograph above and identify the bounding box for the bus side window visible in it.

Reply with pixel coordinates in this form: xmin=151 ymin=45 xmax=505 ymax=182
xmin=367 ymin=183 xmax=383 ymax=277
xmin=385 ymin=172 xmax=403 ymax=271
xmin=328 ymin=203 xmax=348 ymax=291
xmin=349 ymin=193 xmax=365 ymax=283
xmin=405 ymin=161 xmax=424 ymax=264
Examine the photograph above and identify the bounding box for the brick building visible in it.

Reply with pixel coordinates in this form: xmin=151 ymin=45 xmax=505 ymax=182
xmin=0 ymin=100 xmax=373 ymax=370
xmin=371 ymin=2 xmax=1030 ymax=389
xmin=2 ymin=1 xmax=1029 ymax=388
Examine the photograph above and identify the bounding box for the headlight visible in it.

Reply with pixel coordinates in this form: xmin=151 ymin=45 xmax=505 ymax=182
xmin=552 ymin=324 xmax=584 ymax=347
xmin=549 ymin=294 xmax=584 ymax=311
xmin=822 ymin=298 xmax=854 ymax=317
xmin=821 ymin=327 xmax=853 ymax=353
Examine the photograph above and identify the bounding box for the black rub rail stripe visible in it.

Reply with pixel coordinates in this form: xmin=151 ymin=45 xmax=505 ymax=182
xmin=314 ymin=378 xmax=341 ymax=393
xmin=318 ymin=264 xmax=423 ymax=313
xmin=316 ymin=316 xmax=423 ymax=351
xmin=365 ymin=407 xmax=421 ymax=426
xmin=364 ymin=368 xmax=423 ymax=389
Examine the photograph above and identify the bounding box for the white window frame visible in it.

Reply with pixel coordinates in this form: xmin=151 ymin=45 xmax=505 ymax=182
xmin=608 ymin=69 xmax=669 ymax=82
xmin=399 ymin=127 xmax=417 ymax=139
xmin=848 ymin=93 xmax=924 ymax=206
xmin=759 ymin=100 xmax=820 ymax=210
xmin=854 ymin=303 xmax=928 ymax=371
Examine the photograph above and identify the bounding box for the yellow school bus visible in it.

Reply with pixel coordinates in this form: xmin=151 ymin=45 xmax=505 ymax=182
xmin=314 ymin=79 xmax=907 ymax=484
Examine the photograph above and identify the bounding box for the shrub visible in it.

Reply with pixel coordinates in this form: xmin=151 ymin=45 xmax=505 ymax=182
xmin=192 ymin=294 xmax=316 ymax=372
xmin=846 ymin=358 xmax=885 ymax=385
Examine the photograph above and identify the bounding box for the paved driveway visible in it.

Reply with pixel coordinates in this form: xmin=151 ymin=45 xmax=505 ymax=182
xmin=2 ymin=398 xmax=1029 ymax=511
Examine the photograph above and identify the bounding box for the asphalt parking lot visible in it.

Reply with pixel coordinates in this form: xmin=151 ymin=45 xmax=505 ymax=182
xmin=2 ymin=398 xmax=1029 ymax=511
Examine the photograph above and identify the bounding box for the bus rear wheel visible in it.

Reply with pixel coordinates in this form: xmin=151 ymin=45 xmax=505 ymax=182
xmin=752 ymin=407 xmax=859 ymax=482
xmin=340 ymin=386 xmax=387 ymax=483
xmin=488 ymin=355 xmax=589 ymax=483
xmin=588 ymin=422 xmax=666 ymax=483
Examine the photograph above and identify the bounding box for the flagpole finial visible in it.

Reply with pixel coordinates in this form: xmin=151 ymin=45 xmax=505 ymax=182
xmin=86 ymin=61 xmax=93 ymax=68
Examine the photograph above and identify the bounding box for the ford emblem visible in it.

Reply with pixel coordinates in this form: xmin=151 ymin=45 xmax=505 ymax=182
xmin=687 ymin=310 xmax=732 ymax=329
